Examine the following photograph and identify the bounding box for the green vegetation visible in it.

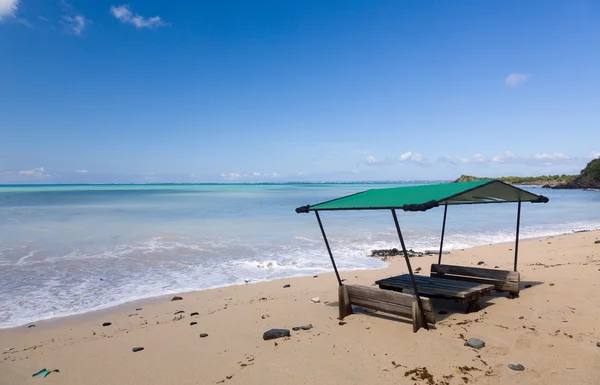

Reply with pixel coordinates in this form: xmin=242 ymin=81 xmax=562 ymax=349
xmin=456 ymin=158 xmax=600 ymax=188
xmin=581 ymin=158 xmax=600 ymax=181
xmin=455 ymin=174 xmax=578 ymax=185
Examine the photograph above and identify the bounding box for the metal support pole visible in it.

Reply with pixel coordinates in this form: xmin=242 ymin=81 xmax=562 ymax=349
xmin=391 ymin=209 xmax=429 ymax=330
xmin=514 ymin=201 xmax=522 ymax=272
xmin=438 ymin=205 xmax=448 ymax=265
xmin=315 ymin=211 xmax=343 ymax=286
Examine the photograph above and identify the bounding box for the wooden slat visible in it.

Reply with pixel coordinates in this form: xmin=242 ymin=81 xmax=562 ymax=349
xmin=376 ymin=274 xmax=492 ymax=291
xmin=345 ymin=284 xmax=436 ymax=324
xmin=376 ymin=275 xmax=493 ymax=299
xmin=347 ymin=284 xmax=413 ymax=307
xmin=431 ymin=264 xmax=520 ymax=294
xmin=431 ymin=264 xmax=519 ymax=281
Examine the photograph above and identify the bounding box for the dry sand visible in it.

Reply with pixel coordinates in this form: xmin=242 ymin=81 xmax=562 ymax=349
xmin=2 ymin=230 xmax=600 ymax=385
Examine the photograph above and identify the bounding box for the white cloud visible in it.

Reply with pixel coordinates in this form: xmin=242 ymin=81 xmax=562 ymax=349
xmin=75 ymin=169 xmax=88 ymax=173
xmin=63 ymin=14 xmax=87 ymax=35
xmin=472 ymin=154 xmax=484 ymax=163
xmin=398 ymin=151 xmax=428 ymax=164
xmin=365 ymin=155 xmax=378 ymax=164
xmin=437 ymin=156 xmax=472 ymax=165
xmin=491 ymin=151 xmax=516 ymax=163
xmin=590 ymin=152 xmax=600 ymax=159
xmin=0 ymin=0 xmax=19 ymax=20
xmin=19 ymin=167 xmax=51 ymax=177
xmin=504 ymin=73 xmax=530 ymax=87
xmin=110 ymin=5 xmax=164 ymax=29
xmin=364 ymin=152 xmax=429 ymax=167
xmin=252 ymin=172 xmax=261 ymax=176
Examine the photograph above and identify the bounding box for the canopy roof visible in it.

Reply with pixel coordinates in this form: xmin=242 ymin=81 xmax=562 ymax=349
xmin=296 ymin=180 xmax=549 ymax=213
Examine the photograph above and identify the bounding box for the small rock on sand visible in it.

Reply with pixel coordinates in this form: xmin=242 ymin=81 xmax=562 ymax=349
xmin=190 ymin=312 xmax=199 ymax=316
xmin=519 ymin=316 xmax=524 ymax=320
xmin=477 ymin=261 xmax=485 ymax=265
xmin=190 ymin=322 xmax=197 ymax=326
xmin=596 ymin=341 xmax=600 ymax=347
xmin=339 ymin=322 xmax=346 ymax=326
xmin=292 ymin=325 xmax=312 ymax=331
xmin=313 ymin=275 xmax=318 ymax=278
xmin=102 ymin=322 xmax=112 ymax=327
xmin=310 ymin=297 xmax=320 ymax=303
xmin=508 ymin=364 xmax=525 ymax=371
xmin=465 ymin=338 xmax=485 ymax=349
xmin=550 ymin=283 xmax=555 ymax=286
xmin=174 ymin=310 xmax=184 ymax=315
xmin=27 ymin=325 xmax=35 ymax=328
xmin=199 ymin=333 xmax=209 ymax=338
xmin=132 ymin=347 xmax=144 ymax=352
xmin=263 ymin=329 xmax=290 ymax=340
xmin=594 ymin=240 xmax=600 ymax=244
xmin=136 ymin=308 xmax=142 ymax=311
xmin=414 ymin=267 xmax=422 ymax=273
xmin=283 ymin=284 xmax=291 ymax=288
xmin=171 ymin=296 xmax=183 ymax=301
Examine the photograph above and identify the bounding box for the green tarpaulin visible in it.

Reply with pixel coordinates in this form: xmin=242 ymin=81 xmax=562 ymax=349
xmin=296 ymin=180 xmax=549 ymax=213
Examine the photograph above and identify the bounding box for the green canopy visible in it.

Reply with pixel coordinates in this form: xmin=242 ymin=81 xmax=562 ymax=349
xmin=296 ymin=180 xmax=548 ymax=213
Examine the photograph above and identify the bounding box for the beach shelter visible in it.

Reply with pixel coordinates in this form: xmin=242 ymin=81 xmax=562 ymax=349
xmin=295 ymin=180 xmax=549 ymax=330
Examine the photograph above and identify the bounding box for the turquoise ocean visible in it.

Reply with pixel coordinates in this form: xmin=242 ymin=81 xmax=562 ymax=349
xmin=1 ymin=183 xmax=599 ymax=328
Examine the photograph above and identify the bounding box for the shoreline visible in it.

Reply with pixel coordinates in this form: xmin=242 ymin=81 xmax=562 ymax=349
xmin=3 ymin=228 xmax=599 ymax=331
xmin=1 ymin=230 xmax=600 ymax=384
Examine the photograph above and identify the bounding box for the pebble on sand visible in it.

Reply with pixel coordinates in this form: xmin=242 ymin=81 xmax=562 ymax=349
xmin=102 ymin=322 xmax=112 ymax=327
xmin=339 ymin=322 xmax=346 ymax=326
xmin=310 ymin=297 xmax=321 ymax=303
xmin=132 ymin=347 xmax=144 ymax=353
xmin=292 ymin=324 xmax=313 ymax=331
xmin=27 ymin=325 xmax=36 ymax=328
xmin=594 ymin=240 xmax=600 ymax=244
xmin=200 ymin=333 xmax=209 ymax=338
xmin=508 ymin=364 xmax=525 ymax=371
xmin=283 ymin=284 xmax=291 ymax=288
xmin=596 ymin=341 xmax=600 ymax=347
xmin=171 ymin=296 xmax=183 ymax=301
xmin=477 ymin=261 xmax=485 ymax=265
xmin=190 ymin=312 xmax=199 ymax=316
xmin=263 ymin=329 xmax=290 ymax=340
xmin=464 ymin=338 xmax=485 ymax=349
xmin=190 ymin=322 xmax=197 ymax=326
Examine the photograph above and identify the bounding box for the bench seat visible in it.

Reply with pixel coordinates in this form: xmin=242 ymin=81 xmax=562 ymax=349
xmin=430 ymin=264 xmax=520 ymax=298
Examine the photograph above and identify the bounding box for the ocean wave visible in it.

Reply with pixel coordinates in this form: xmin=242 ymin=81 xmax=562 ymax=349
xmin=1 ymin=219 xmax=600 ymax=328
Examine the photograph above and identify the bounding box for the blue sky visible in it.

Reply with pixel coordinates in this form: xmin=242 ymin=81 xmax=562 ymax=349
xmin=1 ymin=0 xmax=599 ymax=183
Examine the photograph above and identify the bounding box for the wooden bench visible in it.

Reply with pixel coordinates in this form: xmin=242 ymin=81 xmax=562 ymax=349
xmin=430 ymin=264 xmax=520 ymax=298
xmin=338 ymin=284 xmax=436 ymax=333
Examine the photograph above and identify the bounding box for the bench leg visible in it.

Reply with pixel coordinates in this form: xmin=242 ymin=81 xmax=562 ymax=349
xmin=412 ymin=301 xmax=426 ymax=333
xmin=338 ymin=285 xmax=353 ymax=320
xmin=466 ymin=300 xmax=481 ymax=313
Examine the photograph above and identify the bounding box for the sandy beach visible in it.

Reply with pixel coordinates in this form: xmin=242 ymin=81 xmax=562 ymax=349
xmin=1 ymin=230 xmax=600 ymax=385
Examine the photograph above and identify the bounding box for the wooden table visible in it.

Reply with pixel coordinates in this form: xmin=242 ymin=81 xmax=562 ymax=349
xmin=375 ymin=274 xmax=495 ymax=313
